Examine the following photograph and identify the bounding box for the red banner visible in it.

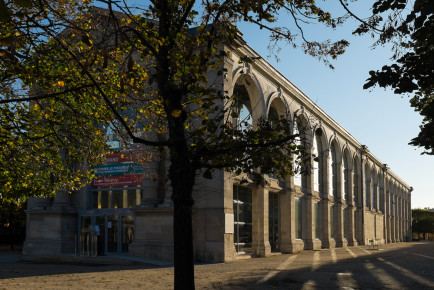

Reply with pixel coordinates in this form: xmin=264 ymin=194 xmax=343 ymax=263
xmin=92 ymin=174 xmax=144 ymax=188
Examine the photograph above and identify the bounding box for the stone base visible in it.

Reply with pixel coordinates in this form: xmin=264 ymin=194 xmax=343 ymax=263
xmin=23 ymin=209 xmax=77 ymax=256
xmin=321 ymin=238 xmax=336 ymax=249
xmin=129 ymin=241 xmax=174 ymax=262
xmin=304 ymin=239 xmax=322 ymax=250
xmin=346 ymin=238 xmax=358 ymax=246
xmin=131 ymin=208 xmax=174 ymax=262
xmin=252 ymin=241 xmax=271 ymax=257
xmin=336 ymin=238 xmax=348 ymax=248
xmin=281 ymin=239 xmax=304 ymax=253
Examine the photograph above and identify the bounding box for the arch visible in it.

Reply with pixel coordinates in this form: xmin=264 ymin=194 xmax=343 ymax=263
xmin=231 ymin=69 xmax=266 ymax=122
xmin=266 ymin=91 xmax=290 ymax=120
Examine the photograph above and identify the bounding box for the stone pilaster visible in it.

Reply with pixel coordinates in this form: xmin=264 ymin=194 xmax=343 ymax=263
xmin=335 ymin=163 xmax=347 ymax=247
xmin=346 ymin=169 xmax=357 ymax=246
xmin=303 ymin=147 xmax=321 ymax=250
xmin=252 ymin=186 xmax=271 ymax=257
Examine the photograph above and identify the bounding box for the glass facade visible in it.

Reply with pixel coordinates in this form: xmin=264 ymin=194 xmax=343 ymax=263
xmin=233 ymin=185 xmax=252 ymax=254
xmin=92 ymin=188 xmax=142 ymax=209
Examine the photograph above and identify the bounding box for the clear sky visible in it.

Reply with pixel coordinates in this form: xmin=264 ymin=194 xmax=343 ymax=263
xmin=236 ymin=2 xmax=433 ymax=209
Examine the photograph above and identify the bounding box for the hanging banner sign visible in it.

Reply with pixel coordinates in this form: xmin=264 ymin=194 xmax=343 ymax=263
xmin=104 ymin=152 xmax=135 ymax=164
xmin=93 ymin=163 xmax=144 ymax=176
xmin=92 ymin=174 xmax=144 ymax=188
xmin=104 ymin=151 xmax=149 ymax=164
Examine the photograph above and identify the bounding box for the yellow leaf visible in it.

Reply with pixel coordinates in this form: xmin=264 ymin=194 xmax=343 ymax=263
xmin=171 ymin=109 xmax=182 ymax=118
xmin=57 ymin=81 xmax=65 ymax=87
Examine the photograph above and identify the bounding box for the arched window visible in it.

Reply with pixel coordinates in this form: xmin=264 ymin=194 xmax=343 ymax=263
xmin=379 ymin=173 xmax=384 ymax=212
xmin=313 ymin=133 xmax=320 ymax=192
xmin=293 ymin=123 xmax=302 ymax=188
xmin=343 ymin=151 xmax=350 ymax=202
xmin=353 ymin=157 xmax=359 ymax=207
xmin=372 ymin=170 xmax=377 ymax=210
xmin=330 ymin=143 xmax=338 ymax=202
xmin=233 ymin=84 xmax=252 ymax=130
xmin=365 ymin=164 xmax=370 ymax=208
xmin=329 ymin=149 xmax=333 ymax=198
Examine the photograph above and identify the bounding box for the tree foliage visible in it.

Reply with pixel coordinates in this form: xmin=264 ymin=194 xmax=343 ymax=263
xmin=412 ymin=209 xmax=434 ymax=234
xmin=352 ymin=0 xmax=434 ymax=154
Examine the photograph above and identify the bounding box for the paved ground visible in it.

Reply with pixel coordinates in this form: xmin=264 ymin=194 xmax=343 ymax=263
xmin=1 ymin=241 xmax=433 ymax=289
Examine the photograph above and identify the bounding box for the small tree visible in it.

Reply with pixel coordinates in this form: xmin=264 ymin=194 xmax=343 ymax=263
xmin=412 ymin=209 xmax=434 ymax=238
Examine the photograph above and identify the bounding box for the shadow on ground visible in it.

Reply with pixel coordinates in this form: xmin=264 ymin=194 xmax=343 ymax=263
xmin=0 ymin=241 xmax=433 ymax=289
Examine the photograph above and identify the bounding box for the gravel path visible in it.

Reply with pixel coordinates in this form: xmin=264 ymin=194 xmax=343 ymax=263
xmin=1 ymin=241 xmax=433 ymax=289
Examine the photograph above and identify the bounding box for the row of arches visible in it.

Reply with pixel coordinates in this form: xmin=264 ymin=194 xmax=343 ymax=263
xmin=230 ymin=68 xmax=411 ymax=255
xmin=232 ymin=72 xmax=411 ymax=207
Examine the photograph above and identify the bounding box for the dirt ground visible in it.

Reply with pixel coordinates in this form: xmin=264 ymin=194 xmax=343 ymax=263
xmin=1 ymin=241 xmax=433 ymax=289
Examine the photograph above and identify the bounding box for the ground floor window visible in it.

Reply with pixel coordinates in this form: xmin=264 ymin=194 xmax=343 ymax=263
xmin=343 ymin=207 xmax=348 ymax=239
xmin=295 ymin=197 xmax=302 ymax=239
xmin=233 ymin=185 xmax=252 ymax=254
xmin=314 ymin=202 xmax=320 ymax=239
xmin=269 ymin=192 xmax=280 ymax=252
xmin=330 ymin=205 xmax=335 ymax=239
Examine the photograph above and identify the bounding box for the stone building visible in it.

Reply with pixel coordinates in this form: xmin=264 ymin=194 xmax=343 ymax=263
xmin=23 ymin=32 xmax=413 ymax=263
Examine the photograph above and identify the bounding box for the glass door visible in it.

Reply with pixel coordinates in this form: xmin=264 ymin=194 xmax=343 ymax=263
xmin=95 ymin=216 xmax=105 ymax=255
xmin=233 ymin=185 xmax=252 ymax=254
xmin=107 ymin=215 xmax=118 ymax=252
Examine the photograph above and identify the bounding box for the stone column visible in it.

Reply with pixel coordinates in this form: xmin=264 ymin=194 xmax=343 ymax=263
xmin=335 ymin=163 xmax=347 ymax=247
xmin=392 ymin=194 xmax=397 ymax=242
xmin=399 ymin=197 xmax=404 ymax=242
xmin=304 ymin=147 xmax=321 ymax=250
xmin=321 ymin=153 xmax=335 ymax=248
xmin=403 ymin=199 xmax=407 ymax=241
xmin=252 ymin=186 xmax=271 ymax=257
xmin=279 ymin=188 xmax=292 ymax=253
xmin=409 ymin=189 xmax=413 ymax=239
xmin=386 ymin=190 xmax=391 ymax=243
xmin=382 ymin=169 xmax=388 ymax=244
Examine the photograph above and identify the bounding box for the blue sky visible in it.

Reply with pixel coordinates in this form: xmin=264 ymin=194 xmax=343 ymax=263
xmin=236 ymin=2 xmax=433 ymax=209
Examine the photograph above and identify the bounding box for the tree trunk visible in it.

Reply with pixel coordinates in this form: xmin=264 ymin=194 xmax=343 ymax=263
xmin=169 ymin=145 xmax=196 ymax=289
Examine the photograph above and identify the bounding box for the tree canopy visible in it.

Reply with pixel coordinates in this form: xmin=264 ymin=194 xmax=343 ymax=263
xmin=356 ymin=0 xmax=434 ymax=154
